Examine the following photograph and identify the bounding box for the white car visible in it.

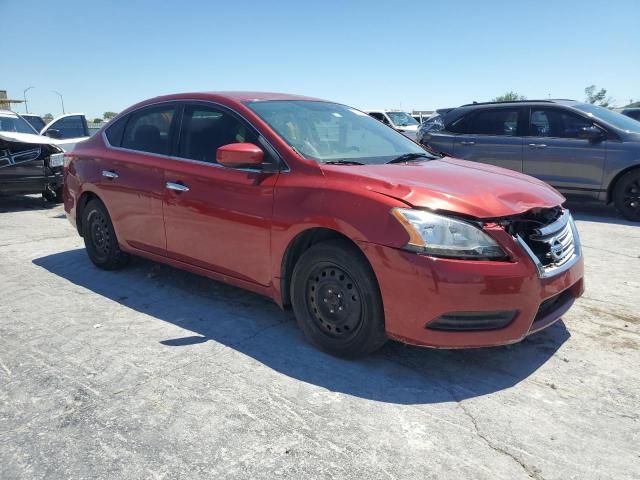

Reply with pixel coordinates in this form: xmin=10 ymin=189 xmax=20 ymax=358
xmin=364 ymin=109 xmax=420 ymax=139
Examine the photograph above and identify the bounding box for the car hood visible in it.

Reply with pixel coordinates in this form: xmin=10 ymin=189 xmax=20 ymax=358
xmin=321 ymin=157 xmax=565 ymax=219
xmin=395 ymin=125 xmax=419 ymax=132
xmin=0 ymin=130 xmax=58 ymax=145
xmin=0 ymin=130 xmax=85 ymax=151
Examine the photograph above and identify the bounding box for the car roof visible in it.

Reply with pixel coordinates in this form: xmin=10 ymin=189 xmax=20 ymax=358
xmin=459 ymin=99 xmax=579 ymax=108
xmin=0 ymin=110 xmax=19 ymax=117
xmin=147 ymin=91 xmax=325 ymax=104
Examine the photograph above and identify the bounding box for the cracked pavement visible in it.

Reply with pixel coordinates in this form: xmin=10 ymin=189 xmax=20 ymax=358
xmin=1 ymin=196 xmax=639 ymax=479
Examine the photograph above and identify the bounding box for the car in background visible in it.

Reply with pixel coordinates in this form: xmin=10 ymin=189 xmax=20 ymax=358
xmin=64 ymin=91 xmax=583 ymax=357
xmin=21 ymin=113 xmax=46 ymax=132
xmin=0 ymin=110 xmax=65 ymax=202
xmin=39 ymin=113 xmax=91 ymax=151
xmin=619 ymin=108 xmax=640 ymax=122
xmin=365 ymin=109 xmax=419 ymax=139
xmin=417 ymin=100 xmax=640 ymax=221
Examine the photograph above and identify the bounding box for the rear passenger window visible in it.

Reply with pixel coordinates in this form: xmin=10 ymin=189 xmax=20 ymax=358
xmin=469 ymin=109 xmax=519 ymax=136
xmin=178 ymin=106 xmax=258 ymax=164
xmin=122 ymin=106 xmax=175 ymax=155
xmin=105 ymin=117 xmax=126 ymax=146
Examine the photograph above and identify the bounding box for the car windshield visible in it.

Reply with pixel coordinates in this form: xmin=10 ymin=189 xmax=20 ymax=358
xmin=23 ymin=115 xmax=46 ymax=132
xmin=573 ymin=103 xmax=640 ymax=133
xmin=0 ymin=114 xmax=39 ymax=134
xmin=386 ymin=111 xmax=419 ymax=127
xmin=246 ymin=101 xmax=429 ymax=164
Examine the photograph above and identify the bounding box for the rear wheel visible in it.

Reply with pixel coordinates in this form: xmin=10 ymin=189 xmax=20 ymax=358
xmin=290 ymin=239 xmax=386 ymax=357
xmin=82 ymin=199 xmax=130 ymax=270
xmin=613 ymin=169 xmax=640 ymax=222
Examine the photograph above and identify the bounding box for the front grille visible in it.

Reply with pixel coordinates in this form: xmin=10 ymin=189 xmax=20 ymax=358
xmin=512 ymin=209 xmax=581 ymax=278
xmin=0 ymin=143 xmax=42 ymax=169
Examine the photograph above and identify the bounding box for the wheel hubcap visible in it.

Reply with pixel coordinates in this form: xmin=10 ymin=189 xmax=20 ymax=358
xmin=90 ymin=212 xmax=111 ymax=256
xmin=623 ymin=180 xmax=640 ymax=213
xmin=307 ymin=265 xmax=362 ymax=338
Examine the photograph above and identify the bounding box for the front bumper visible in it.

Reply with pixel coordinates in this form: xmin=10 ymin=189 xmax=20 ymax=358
xmin=359 ymin=234 xmax=584 ymax=349
xmin=0 ymin=172 xmax=62 ymax=195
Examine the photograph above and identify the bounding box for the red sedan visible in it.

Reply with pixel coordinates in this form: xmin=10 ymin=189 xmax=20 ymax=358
xmin=63 ymin=92 xmax=584 ymax=357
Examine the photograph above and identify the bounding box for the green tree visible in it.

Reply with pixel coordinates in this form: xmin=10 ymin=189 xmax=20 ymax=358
xmin=584 ymin=85 xmax=612 ymax=107
xmin=92 ymin=118 xmax=103 ymax=124
xmin=103 ymin=111 xmax=117 ymax=120
xmin=492 ymin=91 xmax=526 ymax=102
xmin=43 ymin=113 xmax=54 ymax=124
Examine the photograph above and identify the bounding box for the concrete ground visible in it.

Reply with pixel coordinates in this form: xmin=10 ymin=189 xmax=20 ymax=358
xmin=0 ymin=195 xmax=638 ymax=480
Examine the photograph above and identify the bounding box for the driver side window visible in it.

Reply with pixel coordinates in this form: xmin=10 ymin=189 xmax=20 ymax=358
xmin=178 ymin=105 xmax=259 ymax=164
xmin=529 ymin=109 xmax=593 ymax=139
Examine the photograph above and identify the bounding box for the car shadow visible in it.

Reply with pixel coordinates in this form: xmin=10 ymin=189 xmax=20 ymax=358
xmin=565 ymin=200 xmax=638 ymax=227
xmin=33 ymin=249 xmax=570 ymax=405
xmin=0 ymin=194 xmax=57 ymax=213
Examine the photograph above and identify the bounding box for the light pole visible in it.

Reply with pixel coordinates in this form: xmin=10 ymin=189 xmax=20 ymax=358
xmin=23 ymin=86 xmax=34 ymax=114
xmin=52 ymin=90 xmax=65 ymax=115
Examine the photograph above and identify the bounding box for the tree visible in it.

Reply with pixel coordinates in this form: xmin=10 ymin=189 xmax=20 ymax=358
xmin=584 ymin=85 xmax=612 ymax=107
xmin=43 ymin=113 xmax=54 ymax=124
xmin=492 ymin=91 xmax=526 ymax=102
xmin=92 ymin=118 xmax=103 ymax=124
xmin=103 ymin=111 xmax=117 ymax=120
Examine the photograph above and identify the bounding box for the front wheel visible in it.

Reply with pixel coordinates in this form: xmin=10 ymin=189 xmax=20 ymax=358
xmin=82 ymin=199 xmax=130 ymax=270
xmin=42 ymin=187 xmax=63 ymax=203
xmin=613 ymin=169 xmax=640 ymax=221
xmin=290 ymin=239 xmax=387 ymax=357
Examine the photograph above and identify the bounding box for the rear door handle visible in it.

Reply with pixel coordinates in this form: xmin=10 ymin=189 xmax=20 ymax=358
xmin=165 ymin=181 xmax=189 ymax=192
xmin=528 ymin=143 xmax=547 ymax=149
xmin=460 ymin=141 xmax=475 ymax=146
xmin=102 ymin=170 xmax=119 ymax=179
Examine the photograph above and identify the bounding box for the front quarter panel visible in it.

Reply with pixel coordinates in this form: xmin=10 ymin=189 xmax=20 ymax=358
xmin=270 ymin=170 xmax=411 ymax=289
xmin=601 ymin=139 xmax=640 ymax=200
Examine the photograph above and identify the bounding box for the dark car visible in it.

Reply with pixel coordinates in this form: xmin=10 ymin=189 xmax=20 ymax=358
xmin=63 ymin=92 xmax=584 ymax=357
xmin=620 ymin=108 xmax=640 ymax=122
xmin=0 ymin=110 xmax=65 ymax=202
xmin=417 ymin=100 xmax=640 ymax=221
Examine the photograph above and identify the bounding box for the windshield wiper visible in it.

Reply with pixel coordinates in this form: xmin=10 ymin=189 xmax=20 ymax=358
xmin=322 ymin=160 xmax=366 ymax=165
xmin=386 ymin=153 xmax=433 ymax=164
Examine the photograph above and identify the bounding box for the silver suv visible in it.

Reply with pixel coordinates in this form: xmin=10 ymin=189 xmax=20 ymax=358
xmin=417 ymin=100 xmax=640 ymax=221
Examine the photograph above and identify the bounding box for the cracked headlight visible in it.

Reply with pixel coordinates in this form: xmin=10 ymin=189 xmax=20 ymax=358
xmin=391 ymin=208 xmax=506 ymax=259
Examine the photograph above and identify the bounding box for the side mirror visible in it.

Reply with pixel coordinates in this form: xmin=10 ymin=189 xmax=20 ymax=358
xmin=578 ymin=125 xmax=604 ymax=141
xmin=217 ymin=143 xmax=264 ymax=168
xmin=45 ymin=129 xmax=62 ymax=139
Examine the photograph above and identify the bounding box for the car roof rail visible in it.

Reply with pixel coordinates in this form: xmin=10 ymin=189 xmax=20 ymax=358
xmin=459 ymin=99 xmax=577 ymax=107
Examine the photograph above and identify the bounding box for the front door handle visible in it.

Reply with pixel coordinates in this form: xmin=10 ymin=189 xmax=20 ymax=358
xmin=460 ymin=141 xmax=475 ymax=146
xmin=528 ymin=143 xmax=548 ymax=149
xmin=102 ymin=170 xmax=119 ymax=179
xmin=165 ymin=181 xmax=190 ymax=192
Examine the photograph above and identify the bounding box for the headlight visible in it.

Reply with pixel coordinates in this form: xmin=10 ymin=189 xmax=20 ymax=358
xmin=391 ymin=208 xmax=506 ymax=259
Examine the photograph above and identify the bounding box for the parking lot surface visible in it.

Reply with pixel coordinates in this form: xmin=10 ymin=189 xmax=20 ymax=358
xmin=1 ymin=196 xmax=638 ymax=480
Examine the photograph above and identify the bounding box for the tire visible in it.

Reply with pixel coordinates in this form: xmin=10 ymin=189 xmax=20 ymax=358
xmin=290 ymin=239 xmax=387 ymax=357
xmin=612 ymin=169 xmax=640 ymax=222
xmin=42 ymin=187 xmax=63 ymax=203
xmin=82 ymin=199 xmax=130 ymax=270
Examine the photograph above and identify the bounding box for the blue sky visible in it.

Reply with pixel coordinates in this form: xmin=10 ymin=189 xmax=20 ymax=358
xmin=3 ymin=0 xmax=639 ymax=119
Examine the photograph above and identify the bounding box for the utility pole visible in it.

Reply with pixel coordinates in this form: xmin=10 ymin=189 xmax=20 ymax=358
xmin=23 ymin=86 xmax=34 ymax=114
xmin=52 ymin=90 xmax=65 ymax=114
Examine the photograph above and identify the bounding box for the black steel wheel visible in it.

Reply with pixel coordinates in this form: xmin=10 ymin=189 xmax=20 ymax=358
xmin=291 ymin=239 xmax=386 ymax=357
xmin=306 ymin=263 xmax=363 ymax=339
xmin=613 ymin=169 xmax=640 ymax=222
xmin=82 ymin=199 xmax=130 ymax=270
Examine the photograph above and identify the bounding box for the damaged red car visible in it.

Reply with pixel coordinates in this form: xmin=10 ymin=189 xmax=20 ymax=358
xmin=63 ymin=92 xmax=584 ymax=357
